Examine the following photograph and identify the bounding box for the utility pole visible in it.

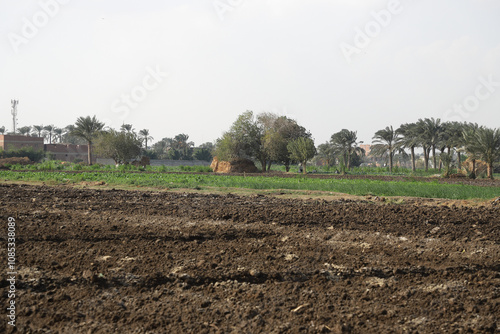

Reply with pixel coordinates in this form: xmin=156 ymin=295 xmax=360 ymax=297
xmin=11 ymin=100 xmax=19 ymax=134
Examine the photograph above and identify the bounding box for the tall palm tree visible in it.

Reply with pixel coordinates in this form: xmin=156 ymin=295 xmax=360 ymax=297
xmin=71 ymin=116 xmax=105 ymax=165
xmin=467 ymin=127 xmax=500 ymax=179
xmin=53 ymin=128 xmax=64 ymax=143
xmin=32 ymin=125 xmax=44 ymax=137
xmin=43 ymin=125 xmax=55 ymax=144
xmin=372 ymin=125 xmax=400 ymax=173
xmin=18 ymin=126 xmax=31 ymax=136
xmin=419 ymin=118 xmax=442 ymax=170
xmin=139 ymin=129 xmax=154 ymax=150
xmin=330 ymin=129 xmax=364 ymax=173
xmin=173 ymin=134 xmax=194 ymax=159
xmin=396 ymin=122 xmax=419 ymax=172
xmin=462 ymin=123 xmax=480 ymax=179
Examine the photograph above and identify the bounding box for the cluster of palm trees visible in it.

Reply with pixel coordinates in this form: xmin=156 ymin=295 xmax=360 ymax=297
xmin=1 ymin=117 xmax=154 ymax=165
xmin=370 ymin=118 xmax=500 ymax=179
xmin=2 ymin=124 xmax=65 ymax=144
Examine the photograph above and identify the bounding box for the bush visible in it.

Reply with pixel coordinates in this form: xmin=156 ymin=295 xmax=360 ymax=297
xmin=0 ymin=147 xmax=45 ymax=162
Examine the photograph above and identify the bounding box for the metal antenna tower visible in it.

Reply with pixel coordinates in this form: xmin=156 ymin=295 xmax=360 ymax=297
xmin=11 ymin=100 xmax=19 ymax=133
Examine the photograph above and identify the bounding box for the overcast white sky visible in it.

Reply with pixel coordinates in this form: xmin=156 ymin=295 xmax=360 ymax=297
xmin=1 ymin=0 xmax=499 ymax=146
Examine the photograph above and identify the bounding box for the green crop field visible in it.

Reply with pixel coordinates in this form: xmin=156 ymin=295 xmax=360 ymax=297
xmin=0 ymin=170 xmax=498 ymax=200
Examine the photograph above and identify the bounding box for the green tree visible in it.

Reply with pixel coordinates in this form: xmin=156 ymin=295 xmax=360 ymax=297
xmin=262 ymin=115 xmax=311 ymax=172
xmin=95 ymin=130 xmax=142 ymax=165
xmin=172 ymin=134 xmax=194 ymax=160
xmin=317 ymin=142 xmax=336 ymax=167
xmin=120 ymin=124 xmax=134 ymax=133
xmin=466 ymin=127 xmax=500 ymax=179
xmin=330 ymin=129 xmax=364 ymax=173
xmin=194 ymin=142 xmax=214 ymax=162
xmin=71 ymin=116 xmax=106 ymax=165
xmin=396 ymin=123 xmax=419 ymax=172
xmin=214 ymin=111 xmax=264 ymax=168
xmin=0 ymin=126 xmax=5 ymax=134
xmin=418 ymin=118 xmax=442 ymax=170
xmin=18 ymin=126 xmax=31 ymax=136
xmin=287 ymin=137 xmax=316 ymax=174
xmin=32 ymin=125 xmax=44 ymax=137
xmin=462 ymin=123 xmax=480 ymax=179
xmin=372 ymin=125 xmax=400 ymax=173
xmin=139 ymin=129 xmax=154 ymax=150
xmin=53 ymin=128 xmax=63 ymax=143
xmin=43 ymin=125 xmax=55 ymax=144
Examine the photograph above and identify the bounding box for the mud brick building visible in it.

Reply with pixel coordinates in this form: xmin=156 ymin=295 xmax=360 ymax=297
xmin=0 ymin=134 xmax=91 ymax=163
xmin=0 ymin=134 xmax=44 ymax=151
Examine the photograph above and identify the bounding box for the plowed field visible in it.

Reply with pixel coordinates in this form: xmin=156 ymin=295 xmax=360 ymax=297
xmin=1 ymin=184 xmax=499 ymax=333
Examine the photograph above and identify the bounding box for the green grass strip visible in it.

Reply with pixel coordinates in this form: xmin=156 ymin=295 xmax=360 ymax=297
xmin=0 ymin=170 xmax=498 ymax=200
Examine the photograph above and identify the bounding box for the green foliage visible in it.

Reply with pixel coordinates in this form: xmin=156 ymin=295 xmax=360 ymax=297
xmin=95 ymin=130 xmax=142 ymax=165
xmin=0 ymin=147 xmax=45 ymax=162
xmin=287 ymin=137 xmax=317 ymax=174
xmin=330 ymin=129 xmax=364 ymax=173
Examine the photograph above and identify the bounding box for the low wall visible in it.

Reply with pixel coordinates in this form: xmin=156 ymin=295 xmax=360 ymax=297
xmin=96 ymin=158 xmax=210 ymax=167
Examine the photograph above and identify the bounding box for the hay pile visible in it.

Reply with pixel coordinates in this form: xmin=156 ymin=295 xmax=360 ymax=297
xmin=0 ymin=157 xmax=32 ymax=168
xmin=210 ymin=157 xmax=259 ymax=173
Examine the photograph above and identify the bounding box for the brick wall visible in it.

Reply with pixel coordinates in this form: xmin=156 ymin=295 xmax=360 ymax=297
xmin=0 ymin=135 xmax=44 ymax=151
xmin=44 ymin=144 xmax=92 ymax=163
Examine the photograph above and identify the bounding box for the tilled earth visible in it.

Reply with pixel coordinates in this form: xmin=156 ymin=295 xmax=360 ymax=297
xmin=1 ymin=183 xmax=499 ymax=333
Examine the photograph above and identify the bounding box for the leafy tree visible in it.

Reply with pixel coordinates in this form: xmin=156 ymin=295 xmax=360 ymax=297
xmin=71 ymin=116 xmax=106 ymax=165
xmin=173 ymin=134 xmax=194 ymax=160
xmin=18 ymin=126 xmax=31 ymax=136
xmin=287 ymin=137 xmax=316 ymax=174
xmin=262 ymin=115 xmax=311 ymax=172
xmin=214 ymin=111 xmax=264 ymax=168
xmin=466 ymin=127 xmax=500 ymax=179
xmin=139 ymin=129 xmax=153 ymax=150
xmin=95 ymin=129 xmax=142 ymax=165
xmin=372 ymin=125 xmax=400 ymax=173
xmin=317 ymin=142 xmax=336 ymax=167
xmin=0 ymin=126 xmax=5 ymax=134
xmin=330 ymin=129 xmax=364 ymax=173
xmin=194 ymin=143 xmax=214 ymax=162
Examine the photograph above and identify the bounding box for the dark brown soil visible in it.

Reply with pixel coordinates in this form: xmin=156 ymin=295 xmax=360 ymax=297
xmin=1 ymin=184 xmax=499 ymax=333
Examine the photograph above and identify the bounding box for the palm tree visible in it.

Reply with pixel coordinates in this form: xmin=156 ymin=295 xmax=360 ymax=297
xmin=330 ymin=129 xmax=364 ymax=173
xmin=462 ymin=123 xmax=480 ymax=178
xmin=173 ymin=134 xmax=194 ymax=159
xmin=418 ymin=118 xmax=442 ymax=170
xmin=0 ymin=126 xmax=5 ymax=135
xmin=43 ymin=125 xmax=55 ymax=144
xmin=396 ymin=123 xmax=419 ymax=172
xmin=139 ymin=129 xmax=154 ymax=150
xmin=120 ymin=124 xmax=134 ymax=133
xmin=32 ymin=125 xmax=44 ymax=137
xmin=467 ymin=127 xmax=500 ymax=179
xmin=372 ymin=125 xmax=400 ymax=173
xmin=18 ymin=126 xmax=31 ymax=136
xmin=71 ymin=116 xmax=105 ymax=165
xmin=53 ymin=128 xmax=64 ymax=143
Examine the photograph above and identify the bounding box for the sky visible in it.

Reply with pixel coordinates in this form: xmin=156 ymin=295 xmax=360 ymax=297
xmin=1 ymin=0 xmax=499 ymax=146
